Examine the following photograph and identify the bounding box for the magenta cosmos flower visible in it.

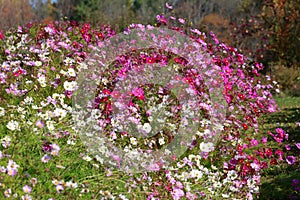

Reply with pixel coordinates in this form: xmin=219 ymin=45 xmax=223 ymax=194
xmin=286 ymin=156 xmax=296 ymax=165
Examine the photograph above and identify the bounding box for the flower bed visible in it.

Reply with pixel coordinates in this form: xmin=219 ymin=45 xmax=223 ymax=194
xmin=0 ymin=12 xmax=299 ymax=200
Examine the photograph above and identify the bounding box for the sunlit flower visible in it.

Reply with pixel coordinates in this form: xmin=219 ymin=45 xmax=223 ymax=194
xmin=142 ymin=123 xmax=152 ymax=134
xmin=178 ymin=18 xmax=185 ymax=24
xmin=30 ymin=178 xmax=37 ymax=186
xmin=41 ymin=154 xmax=51 ymax=163
xmin=7 ymin=160 xmax=19 ymax=170
xmin=83 ymin=155 xmax=92 ymax=162
xmin=4 ymin=188 xmax=11 ymax=197
xmin=130 ymin=137 xmax=137 ymax=145
xmin=56 ymin=184 xmax=64 ymax=193
xmin=6 ymin=120 xmax=19 ymax=131
xmin=66 ymin=180 xmax=78 ymax=188
xmin=67 ymin=68 xmax=76 ymax=77
xmin=7 ymin=168 xmax=17 ymax=176
xmin=63 ymin=81 xmax=77 ymax=91
xmin=23 ymin=185 xmax=32 ymax=193
xmin=0 ymin=107 xmax=5 ymax=116
xmin=22 ymin=194 xmax=32 ymax=200
xmin=200 ymin=142 xmax=214 ymax=153
xmin=171 ymin=188 xmax=184 ymax=200
xmin=158 ymin=137 xmax=165 ymax=145
xmin=36 ymin=120 xmax=44 ymax=128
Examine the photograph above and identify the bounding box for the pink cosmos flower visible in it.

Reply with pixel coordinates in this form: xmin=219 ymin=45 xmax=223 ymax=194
xmin=0 ymin=30 xmax=4 ymax=41
xmin=166 ymin=2 xmax=173 ymax=9
xmin=7 ymin=168 xmax=17 ymax=177
xmin=147 ymin=163 xmax=160 ymax=171
xmin=178 ymin=18 xmax=185 ymax=24
xmin=41 ymin=154 xmax=51 ymax=163
xmin=292 ymin=179 xmax=299 ymax=187
xmin=285 ymin=145 xmax=291 ymax=150
xmin=56 ymin=185 xmax=64 ymax=193
xmin=42 ymin=142 xmax=52 ymax=152
xmin=36 ymin=120 xmax=44 ymax=128
xmin=132 ymin=87 xmax=145 ymax=100
xmin=82 ymin=33 xmax=92 ymax=43
xmin=23 ymin=185 xmax=32 ymax=193
xmin=286 ymin=156 xmax=296 ymax=165
xmin=156 ymin=14 xmax=168 ymax=25
xmin=4 ymin=188 xmax=11 ymax=197
xmin=275 ymin=149 xmax=284 ymax=160
xmin=250 ymin=139 xmax=258 ymax=146
xmin=261 ymin=137 xmax=267 ymax=144
xmin=295 ymin=143 xmax=300 ymax=149
xmin=171 ymin=188 xmax=185 ymax=200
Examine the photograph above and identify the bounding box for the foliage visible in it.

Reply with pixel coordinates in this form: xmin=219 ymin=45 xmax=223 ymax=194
xmin=260 ymin=0 xmax=300 ymax=67
xmin=0 ymin=0 xmax=35 ymax=30
xmin=228 ymin=0 xmax=300 ymax=69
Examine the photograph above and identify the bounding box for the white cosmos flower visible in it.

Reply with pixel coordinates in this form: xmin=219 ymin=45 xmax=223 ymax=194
xmin=24 ymin=96 xmax=33 ymax=105
xmin=67 ymin=68 xmax=76 ymax=77
xmin=53 ymin=108 xmax=67 ymax=118
xmin=158 ymin=137 xmax=165 ymax=145
xmin=227 ymin=170 xmax=238 ymax=180
xmin=63 ymin=81 xmax=72 ymax=91
xmin=63 ymin=81 xmax=77 ymax=91
xmin=199 ymin=142 xmax=214 ymax=153
xmin=0 ymin=107 xmax=5 ymax=117
xmin=37 ymin=76 xmax=46 ymax=87
xmin=130 ymin=137 xmax=137 ymax=145
xmin=6 ymin=120 xmax=19 ymax=131
xmin=82 ymin=155 xmax=92 ymax=162
xmin=35 ymin=61 xmax=42 ymax=66
xmin=46 ymin=121 xmax=55 ymax=131
xmin=190 ymin=169 xmax=203 ymax=179
xmin=142 ymin=123 xmax=152 ymax=133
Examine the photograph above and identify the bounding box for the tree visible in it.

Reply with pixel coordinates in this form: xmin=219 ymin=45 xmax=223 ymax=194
xmin=260 ymin=0 xmax=300 ymax=67
xmin=0 ymin=0 xmax=34 ymax=30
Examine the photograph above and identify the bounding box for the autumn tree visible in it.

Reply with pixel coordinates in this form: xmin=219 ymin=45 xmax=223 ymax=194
xmin=260 ymin=0 xmax=300 ymax=67
xmin=0 ymin=0 xmax=35 ymax=30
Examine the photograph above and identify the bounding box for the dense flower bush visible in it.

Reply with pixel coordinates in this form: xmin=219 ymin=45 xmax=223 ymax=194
xmin=0 ymin=7 xmax=299 ymax=200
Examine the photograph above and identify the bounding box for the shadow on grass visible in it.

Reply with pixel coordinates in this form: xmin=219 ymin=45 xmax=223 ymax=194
xmin=259 ymin=106 xmax=300 ymax=200
xmin=259 ymin=168 xmax=300 ymax=200
xmin=264 ymin=107 xmax=300 ymax=124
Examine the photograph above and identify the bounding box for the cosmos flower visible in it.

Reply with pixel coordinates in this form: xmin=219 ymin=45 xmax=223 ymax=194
xmin=23 ymin=185 xmax=32 ymax=193
xmin=6 ymin=120 xmax=19 ymax=131
xmin=166 ymin=2 xmax=173 ymax=9
xmin=200 ymin=142 xmax=214 ymax=153
xmin=41 ymin=154 xmax=51 ymax=163
xmin=286 ymin=156 xmax=296 ymax=165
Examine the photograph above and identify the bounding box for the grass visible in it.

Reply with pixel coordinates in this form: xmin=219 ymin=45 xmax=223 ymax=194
xmin=259 ymin=96 xmax=300 ymax=200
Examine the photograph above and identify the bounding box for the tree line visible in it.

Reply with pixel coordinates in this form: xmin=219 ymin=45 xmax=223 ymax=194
xmin=0 ymin=0 xmax=299 ymax=69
